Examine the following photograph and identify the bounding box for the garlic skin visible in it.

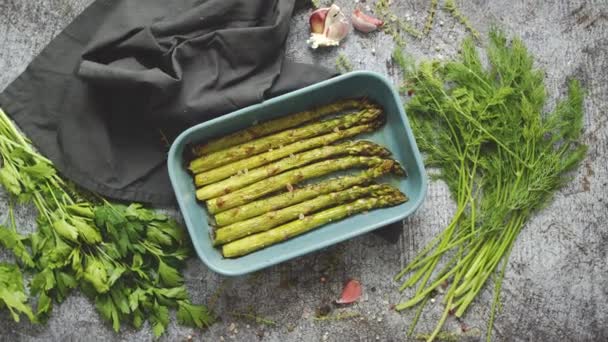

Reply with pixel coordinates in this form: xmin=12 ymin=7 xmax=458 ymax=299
xmin=309 ymin=8 xmax=328 ymax=34
xmin=351 ymin=9 xmax=384 ymax=33
xmin=306 ymin=4 xmax=350 ymax=49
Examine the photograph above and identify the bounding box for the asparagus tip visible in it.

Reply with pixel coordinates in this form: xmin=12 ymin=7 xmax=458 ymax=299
xmin=373 ymin=184 xmax=401 ymax=196
xmin=369 ymin=117 xmax=386 ymax=130
xmin=361 ymin=97 xmax=372 ymax=108
xmin=361 ymin=97 xmax=381 ymax=110
xmin=391 ymin=160 xmax=407 ymax=176
xmin=392 ymin=191 xmax=408 ymax=204
xmin=190 ymin=145 xmax=201 ymax=156
xmin=355 ymin=140 xmax=392 ymax=157
xmin=373 ymin=184 xmax=408 ymax=204
xmin=184 ymin=147 xmax=198 ymax=172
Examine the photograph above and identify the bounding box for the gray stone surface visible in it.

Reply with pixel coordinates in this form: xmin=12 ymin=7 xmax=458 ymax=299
xmin=1 ymin=0 xmax=607 ymax=341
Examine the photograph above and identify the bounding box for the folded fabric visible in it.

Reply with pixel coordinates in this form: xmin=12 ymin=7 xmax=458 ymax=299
xmin=0 ymin=0 xmax=334 ymax=205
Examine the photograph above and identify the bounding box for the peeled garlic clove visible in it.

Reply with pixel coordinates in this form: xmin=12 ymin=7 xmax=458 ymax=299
xmin=352 ymin=8 xmax=384 ymax=33
xmin=310 ymin=8 xmax=329 ymax=34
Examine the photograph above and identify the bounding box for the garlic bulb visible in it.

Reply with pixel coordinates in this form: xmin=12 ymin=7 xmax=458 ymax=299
xmin=306 ymin=4 xmax=350 ymax=49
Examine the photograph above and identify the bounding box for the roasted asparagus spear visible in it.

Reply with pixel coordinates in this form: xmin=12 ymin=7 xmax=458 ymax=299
xmin=222 ymin=191 xmax=408 ymax=258
xmin=214 ymin=160 xmax=401 ymax=226
xmin=188 ymin=108 xmax=382 ymax=173
xmin=192 ymin=98 xmax=373 ymax=156
xmin=205 ymin=156 xmax=405 ymax=213
xmin=195 ymin=141 xmax=390 ymax=200
xmin=194 ymin=122 xmax=383 ymax=186
xmin=213 ymin=184 xmax=401 ymax=245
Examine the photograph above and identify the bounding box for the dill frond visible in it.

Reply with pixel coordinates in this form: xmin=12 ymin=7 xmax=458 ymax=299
xmin=335 ymin=53 xmax=353 ymax=73
xmin=444 ymin=0 xmax=481 ymax=40
xmin=375 ymin=0 xmax=423 ymax=47
xmin=424 ymin=0 xmax=439 ymax=35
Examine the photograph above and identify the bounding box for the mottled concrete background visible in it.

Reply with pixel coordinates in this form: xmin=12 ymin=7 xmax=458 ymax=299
xmin=1 ymin=0 xmax=607 ymax=341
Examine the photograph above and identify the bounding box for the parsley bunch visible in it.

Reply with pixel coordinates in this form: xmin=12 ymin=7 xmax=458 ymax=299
xmin=393 ymin=29 xmax=587 ymax=341
xmin=0 ymin=108 xmax=212 ymax=336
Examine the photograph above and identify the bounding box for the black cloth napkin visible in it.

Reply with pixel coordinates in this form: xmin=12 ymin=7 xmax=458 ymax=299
xmin=0 ymin=0 xmax=334 ymax=205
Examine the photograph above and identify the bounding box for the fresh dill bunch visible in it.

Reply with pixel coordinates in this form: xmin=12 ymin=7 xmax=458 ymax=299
xmin=393 ymin=29 xmax=587 ymax=342
xmin=335 ymin=53 xmax=353 ymax=73
xmin=444 ymin=0 xmax=481 ymax=40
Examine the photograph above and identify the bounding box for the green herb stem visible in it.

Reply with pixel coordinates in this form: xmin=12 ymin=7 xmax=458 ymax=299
xmin=392 ymin=29 xmax=586 ymax=341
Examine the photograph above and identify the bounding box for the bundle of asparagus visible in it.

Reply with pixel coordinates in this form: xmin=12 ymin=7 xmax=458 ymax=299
xmin=186 ymin=98 xmax=409 ymax=258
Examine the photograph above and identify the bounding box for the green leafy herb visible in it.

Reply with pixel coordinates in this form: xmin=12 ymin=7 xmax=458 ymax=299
xmin=0 ymin=108 xmax=213 ymax=335
xmin=375 ymin=0 xmax=422 ymax=46
xmin=0 ymin=166 xmax=20 ymax=194
xmin=313 ymin=311 xmax=360 ymax=321
xmin=229 ymin=309 xmax=276 ymax=326
xmin=335 ymin=53 xmax=353 ymax=73
xmin=0 ymin=263 xmax=36 ymax=322
xmin=424 ymin=0 xmax=439 ymax=35
xmin=0 ymin=202 xmax=34 ymax=267
xmin=444 ymin=0 xmax=480 ymax=40
xmin=178 ymin=300 xmax=214 ymax=328
xmin=150 ymin=300 xmax=170 ymax=337
xmin=415 ymin=328 xmax=481 ymax=341
xmin=392 ymin=29 xmax=586 ymax=341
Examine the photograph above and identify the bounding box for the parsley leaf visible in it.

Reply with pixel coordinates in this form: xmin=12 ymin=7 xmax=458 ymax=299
xmin=83 ymin=255 xmax=110 ymax=294
xmin=0 ymin=263 xmax=36 ymax=322
xmin=71 ymin=217 xmax=102 ymax=244
xmin=177 ymin=300 xmax=213 ymax=328
xmin=0 ymin=166 xmax=21 ymax=194
xmin=55 ymin=270 xmax=78 ymax=300
xmin=30 ymin=268 xmax=56 ymax=295
xmin=150 ymin=300 xmax=170 ymax=337
xmin=0 ymin=225 xmax=34 ymax=267
xmin=51 ymin=218 xmax=79 ymax=243
xmin=22 ymin=161 xmax=56 ymax=182
xmin=158 ymin=260 xmax=183 ymax=287
xmin=96 ymin=294 xmax=121 ymax=332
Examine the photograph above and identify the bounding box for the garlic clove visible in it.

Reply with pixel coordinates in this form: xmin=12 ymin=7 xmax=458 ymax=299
xmin=336 ymin=279 xmax=362 ymax=304
xmin=352 ymin=8 xmax=384 ymax=33
xmin=310 ymin=8 xmax=329 ymax=34
xmin=325 ymin=5 xmax=350 ymax=41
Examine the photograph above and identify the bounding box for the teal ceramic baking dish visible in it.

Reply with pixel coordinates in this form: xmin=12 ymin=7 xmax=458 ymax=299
xmin=167 ymin=71 xmax=427 ymax=276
